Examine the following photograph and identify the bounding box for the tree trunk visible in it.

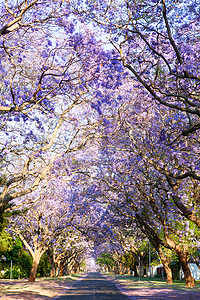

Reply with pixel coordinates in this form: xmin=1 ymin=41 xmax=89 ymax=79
xmin=164 ymin=234 xmax=194 ymax=287
xmin=178 ymin=251 xmax=194 ymax=287
xmin=60 ymin=262 xmax=64 ymax=276
xmin=56 ymin=260 xmax=61 ymax=277
xmin=50 ymin=257 xmax=56 ymax=277
xmin=133 ymin=263 xmax=138 ymax=277
xmin=119 ymin=262 xmax=123 ymax=275
xmin=140 ymin=256 xmax=144 ymax=277
xmin=50 ymin=266 xmax=56 ymax=277
xmin=28 ymin=250 xmax=43 ymax=282
xmin=47 ymin=247 xmax=56 ymax=277
xmin=68 ymin=261 xmax=73 ymax=275
xmin=65 ymin=265 xmax=69 ymax=275
xmin=114 ymin=263 xmax=117 ymax=274
xmin=73 ymin=264 xmax=79 ymax=274
xmin=157 ymin=245 xmax=173 ymax=284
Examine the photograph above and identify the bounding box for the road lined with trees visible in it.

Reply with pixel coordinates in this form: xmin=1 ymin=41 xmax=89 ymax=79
xmin=0 ymin=0 xmax=199 ymax=290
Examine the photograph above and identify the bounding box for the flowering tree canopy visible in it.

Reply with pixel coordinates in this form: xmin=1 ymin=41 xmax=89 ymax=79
xmin=0 ymin=0 xmax=199 ymax=287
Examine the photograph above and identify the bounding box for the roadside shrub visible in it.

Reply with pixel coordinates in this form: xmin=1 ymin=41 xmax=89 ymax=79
xmin=4 ymin=265 xmax=21 ymax=279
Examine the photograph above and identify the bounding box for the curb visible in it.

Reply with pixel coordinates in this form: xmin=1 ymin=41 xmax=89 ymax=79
xmin=102 ymin=273 xmax=137 ymax=300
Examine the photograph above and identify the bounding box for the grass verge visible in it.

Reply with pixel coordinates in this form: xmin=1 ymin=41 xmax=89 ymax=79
xmin=105 ymin=273 xmax=200 ymax=292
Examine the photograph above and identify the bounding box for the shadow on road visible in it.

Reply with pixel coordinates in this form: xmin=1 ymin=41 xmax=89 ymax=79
xmin=55 ymin=272 xmax=130 ymax=300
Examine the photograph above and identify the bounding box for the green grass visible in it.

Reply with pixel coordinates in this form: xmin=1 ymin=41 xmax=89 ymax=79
xmin=105 ymin=273 xmax=200 ymax=292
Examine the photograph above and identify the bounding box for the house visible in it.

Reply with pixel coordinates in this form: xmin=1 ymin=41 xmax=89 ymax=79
xmin=180 ymin=263 xmax=200 ymax=281
xmin=152 ymin=263 xmax=200 ymax=280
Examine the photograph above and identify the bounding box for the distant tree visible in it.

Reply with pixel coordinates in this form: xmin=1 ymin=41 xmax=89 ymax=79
xmin=97 ymin=253 xmax=116 ymax=272
xmin=47 ymin=228 xmax=87 ymax=277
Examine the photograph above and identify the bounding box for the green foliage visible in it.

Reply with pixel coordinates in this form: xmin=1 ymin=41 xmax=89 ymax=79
xmin=18 ymin=252 xmax=32 ymax=278
xmin=120 ymin=251 xmax=135 ymax=269
xmin=7 ymin=237 xmax=23 ymax=263
xmin=0 ymin=230 xmax=32 ymax=278
xmin=97 ymin=253 xmax=116 ymax=268
xmin=37 ymin=252 xmax=50 ymax=277
xmin=4 ymin=265 xmax=21 ymax=279
xmin=71 ymin=158 xmax=80 ymax=166
xmin=79 ymin=259 xmax=86 ymax=272
xmin=0 ymin=210 xmax=10 ymax=232
xmin=170 ymin=259 xmax=180 ymax=280
xmin=0 ymin=174 xmax=7 ymax=186
xmin=0 ymin=230 xmax=13 ymax=254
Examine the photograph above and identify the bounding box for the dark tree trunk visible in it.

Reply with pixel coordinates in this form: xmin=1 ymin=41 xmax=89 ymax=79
xmin=133 ymin=263 xmax=138 ymax=277
xmin=60 ymin=262 xmax=64 ymax=276
xmin=139 ymin=256 xmax=144 ymax=277
xmin=50 ymin=266 xmax=56 ymax=277
xmin=47 ymin=247 xmax=56 ymax=277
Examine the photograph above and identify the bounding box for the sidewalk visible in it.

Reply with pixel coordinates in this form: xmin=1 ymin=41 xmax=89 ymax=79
xmin=0 ymin=274 xmax=87 ymax=300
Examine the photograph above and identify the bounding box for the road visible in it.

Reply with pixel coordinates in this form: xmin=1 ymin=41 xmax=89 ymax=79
xmin=55 ymin=272 xmax=130 ymax=300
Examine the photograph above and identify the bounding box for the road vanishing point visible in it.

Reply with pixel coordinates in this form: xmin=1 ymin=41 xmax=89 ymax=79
xmin=55 ymin=272 xmax=130 ymax=300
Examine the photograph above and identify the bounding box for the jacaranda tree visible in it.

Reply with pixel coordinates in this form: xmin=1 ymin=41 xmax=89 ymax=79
xmin=0 ymin=0 xmax=124 ymax=219
xmin=74 ymin=0 xmax=200 ymax=228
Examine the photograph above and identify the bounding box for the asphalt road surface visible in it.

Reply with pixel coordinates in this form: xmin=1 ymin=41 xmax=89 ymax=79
xmin=55 ymin=272 xmax=130 ymax=300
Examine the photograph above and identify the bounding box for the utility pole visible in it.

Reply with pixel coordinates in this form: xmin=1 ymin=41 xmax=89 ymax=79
xmin=149 ymin=241 xmax=151 ymax=278
xmin=139 ymin=256 xmax=140 ymax=282
xmin=10 ymin=260 xmax=12 ymax=280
